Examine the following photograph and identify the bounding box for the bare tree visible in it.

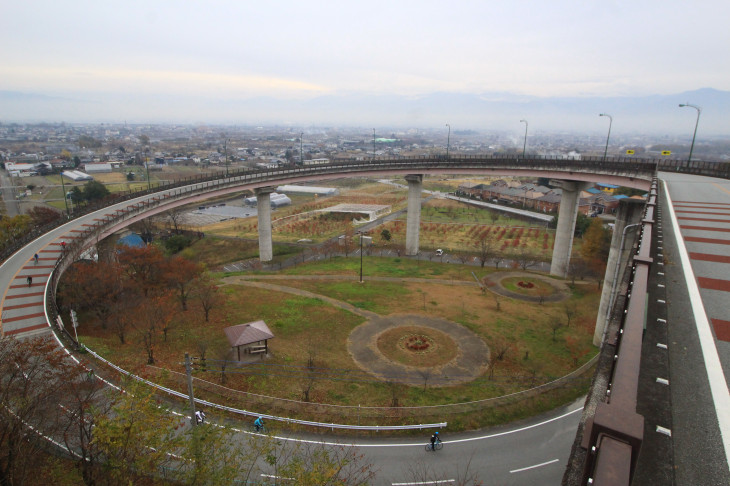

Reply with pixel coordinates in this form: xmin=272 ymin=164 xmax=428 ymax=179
xmin=166 ymin=207 xmax=185 ymax=234
xmin=475 ymin=235 xmax=497 ymax=268
xmin=563 ymin=301 xmax=578 ymax=328
xmin=483 ymin=280 xmax=501 ymax=311
xmin=387 ymin=380 xmax=403 ymax=408
xmin=417 ymin=368 xmax=432 ymax=391
xmin=214 ymin=345 xmax=234 ymax=384
xmin=193 ymin=273 xmax=223 ymax=322
xmin=551 ymin=315 xmax=564 ymax=342
xmin=402 ymin=454 xmax=483 ymax=485
xmin=196 ymin=340 xmax=209 ymax=372
xmin=508 ymin=246 xmax=542 ymax=271
xmin=301 ymin=340 xmax=317 ymax=402
xmin=455 ymin=252 xmax=471 ymax=264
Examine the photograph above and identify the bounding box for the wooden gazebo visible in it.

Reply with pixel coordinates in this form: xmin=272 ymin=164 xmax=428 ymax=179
xmin=223 ymin=320 xmax=275 ymax=361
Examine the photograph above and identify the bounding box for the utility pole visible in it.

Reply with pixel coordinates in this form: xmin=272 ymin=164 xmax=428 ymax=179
xmin=359 ymin=232 xmax=363 ymax=283
xmin=185 ymin=353 xmax=197 ymax=427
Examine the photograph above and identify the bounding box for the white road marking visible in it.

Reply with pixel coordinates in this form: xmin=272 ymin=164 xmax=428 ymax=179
xmin=664 ymin=183 xmax=730 ymax=468
xmin=252 ymin=406 xmax=583 ymax=448
xmin=392 ymin=480 xmax=455 ymax=485
xmin=261 ymin=474 xmax=293 ymax=481
xmin=510 ymin=458 xmax=559 ymax=473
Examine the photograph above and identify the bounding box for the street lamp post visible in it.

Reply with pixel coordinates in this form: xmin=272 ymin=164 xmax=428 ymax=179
xmin=372 ymin=129 xmax=376 ymax=159
xmin=446 ymin=123 xmax=451 ymax=158
xmin=59 ymin=171 xmax=69 ymax=216
xmin=519 ymin=119 xmax=528 ymax=158
xmin=300 ymin=132 xmax=303 ymax=166
xmin=599 ymin=113 xmax=613 ymax=161
xmin=679 ymin=103 xmax=701 ymax=166
xmin=144 ymin=149 xmax=151 ymax=191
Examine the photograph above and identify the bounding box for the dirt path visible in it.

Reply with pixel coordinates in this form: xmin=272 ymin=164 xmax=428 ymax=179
xmin=221 ymin=275 xmax=489 ymax=386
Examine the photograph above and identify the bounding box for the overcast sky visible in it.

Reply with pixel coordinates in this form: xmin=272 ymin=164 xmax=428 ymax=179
xmin=2 ymin=0 xmax=729 ymax=130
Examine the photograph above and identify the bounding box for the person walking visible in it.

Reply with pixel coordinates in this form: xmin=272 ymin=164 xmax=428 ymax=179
xmin=26 ymin=276 xmax=32 ymax=287
xmin=33 ymin=253 xmax=39 ymax=264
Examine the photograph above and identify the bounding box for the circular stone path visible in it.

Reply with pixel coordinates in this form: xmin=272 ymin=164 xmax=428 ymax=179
xmin=483 ymin=271 xmax=571 ymax=303
xmin=347 ymin=314 xmax=490 ymax=387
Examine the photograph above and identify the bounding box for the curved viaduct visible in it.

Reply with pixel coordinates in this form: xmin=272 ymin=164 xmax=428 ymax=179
xmin=0 ymin=154 xmax=691 ymax=484
xmin=25 ymin=155 xmax=656 ymax=285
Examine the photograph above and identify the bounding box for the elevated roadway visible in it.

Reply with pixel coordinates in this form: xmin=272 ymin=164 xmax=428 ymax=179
xmin=6 ymin=155 xmax=729 ymax=484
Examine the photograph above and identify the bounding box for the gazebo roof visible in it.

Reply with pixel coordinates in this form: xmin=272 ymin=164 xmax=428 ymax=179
xmin=224 ymin=320 xmax=275 ymax=347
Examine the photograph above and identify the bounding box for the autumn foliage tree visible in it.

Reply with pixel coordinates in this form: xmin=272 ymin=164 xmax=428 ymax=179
xmin=27 ymin=206 xmax=63 ymax=226
xmin=165 ymin=256 xmax=203 ymax=311
xmin=580 ymin=218 xmax=611 ymax=276
xmin=193 ymin=272 xmax=223 ymax=322
xmin=0 ymin=337 xmax=87 ymax=485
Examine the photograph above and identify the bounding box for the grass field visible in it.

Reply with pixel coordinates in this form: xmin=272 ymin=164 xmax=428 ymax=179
xmin=77 ymin=254 xmax=598 ymax=430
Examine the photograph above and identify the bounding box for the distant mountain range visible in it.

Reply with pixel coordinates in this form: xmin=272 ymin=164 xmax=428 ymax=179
xmin=1 ymin=88 xmax=728 ymax=136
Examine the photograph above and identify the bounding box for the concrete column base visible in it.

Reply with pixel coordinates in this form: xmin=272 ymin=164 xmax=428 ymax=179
xmin=255 ymin=186 xmax=275 ymax=262
xmin=593 ymin=199 xmax=645 ymax=346
xmin=404 ymin=174 xmax=423 ymax=256
xmin=550 ymin=180 xmax=591 ymax=278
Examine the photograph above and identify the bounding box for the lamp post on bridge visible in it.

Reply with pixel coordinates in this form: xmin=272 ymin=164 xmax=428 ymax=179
xmin=224 ymin=138 xmax=229 ymax=177
xmin=372 ymin=129 xmax=376 ymax=159
xmin=300 ymin=132 xmax=303 ymax=166
xmin=520 ymin=119 xmax=528 ymax=158
xmin=59 ymin=171 xmax=70 ymax=216
xmin=679 ymin=103 xmax=701 ymax=166
xmin=445 ymin=123 xmax=451 ymax=158
xmin=599 ymin=113 xmax=613 ymax=162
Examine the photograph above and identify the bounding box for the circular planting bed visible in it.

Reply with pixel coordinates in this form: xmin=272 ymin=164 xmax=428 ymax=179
xmin=376 ymin=325 xmax=458 ymax=368
xmin=500 ymin=276 xmax=555 ymax=296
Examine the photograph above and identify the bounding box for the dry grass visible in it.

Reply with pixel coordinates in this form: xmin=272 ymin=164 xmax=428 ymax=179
xmin=377 ymin=326 xmax=459 ymax=367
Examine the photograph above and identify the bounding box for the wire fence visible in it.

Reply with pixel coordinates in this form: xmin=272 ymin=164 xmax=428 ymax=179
xmin=139 ymin=354 xmax=597 ymax=426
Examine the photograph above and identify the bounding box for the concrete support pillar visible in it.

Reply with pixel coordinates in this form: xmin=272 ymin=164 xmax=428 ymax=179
xmin=593 ymin=199 xmax=646 ymax=346
xmin=255 ymin=186 xmax=275 ymax=262
xmin=550 ymin=180 xmax=590 ymax=278
xmin=405 ymin=174 xmax=423 ymax=256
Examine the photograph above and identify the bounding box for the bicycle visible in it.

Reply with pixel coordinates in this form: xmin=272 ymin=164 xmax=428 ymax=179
xmin=425 ymin=438 xmax=443 ymax=451
xmin=251 ymin=423 xmax=267 ymax=433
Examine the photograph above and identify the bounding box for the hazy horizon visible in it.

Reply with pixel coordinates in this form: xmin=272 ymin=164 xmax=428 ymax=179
xmin=2 ymin=1 xmax=729 ymax=136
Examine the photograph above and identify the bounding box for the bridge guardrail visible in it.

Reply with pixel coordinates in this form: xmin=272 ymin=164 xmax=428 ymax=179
xmin=576 ymin=178 xmax=658 ymax=485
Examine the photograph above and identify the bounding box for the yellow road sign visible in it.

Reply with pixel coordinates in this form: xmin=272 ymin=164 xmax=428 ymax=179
xmin=661 ymin=150 xmax=671 ymax=156
xmin=626 ymin=150 xmax=635 ymax=155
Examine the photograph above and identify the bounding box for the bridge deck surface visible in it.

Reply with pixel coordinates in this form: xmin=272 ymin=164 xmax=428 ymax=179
xmin=642 ymin=171 xmax=730 ymax=485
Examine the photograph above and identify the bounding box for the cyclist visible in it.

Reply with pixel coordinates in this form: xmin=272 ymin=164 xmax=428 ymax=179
xmin=195 ymin=410 xmax=206 ymax=424
xmin=430 ymin=431 xmax=440 ymax=450
xmin=33 ymin=253 xmax=39 ymax=264
xmin=254 ymin=416 xmax=264 ymax=432
xmin=27 ymin=276 xmax=33 ymax=287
